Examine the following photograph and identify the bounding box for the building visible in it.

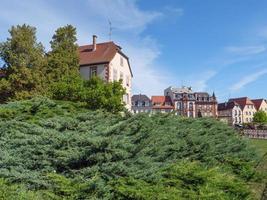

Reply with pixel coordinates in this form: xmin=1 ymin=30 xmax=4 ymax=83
xmin=131 ymin=94 xmax=152 ymax=113
xmin=251 ymin=99 xmax=267 ymax=113
xmin=78 ymin=35 xmax=133 ymax=109
xmin=164 ymin=86 xmax=217 ymax=118
xmin=218 ymin=101 xmax=243 ymax=125
xmin=151 ymin=96 xmax=174 ymax=113
xmin=229 ymin=97 xmax=256 ymax=123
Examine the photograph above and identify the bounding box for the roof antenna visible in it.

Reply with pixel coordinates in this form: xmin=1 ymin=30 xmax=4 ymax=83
xmin=108 ymin=20 xmax=113 ymax=41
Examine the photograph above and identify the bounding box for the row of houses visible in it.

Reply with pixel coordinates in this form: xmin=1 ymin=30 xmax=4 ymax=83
xmin=132 ymin=86 xmax=218 ymax=117
xmin=218 ymin=98 xmax=267 ymax=125
xmin=132 ymin=87 xmax=267 ymax=126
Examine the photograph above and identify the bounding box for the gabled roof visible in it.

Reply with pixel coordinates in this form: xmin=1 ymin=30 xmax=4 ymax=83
xmin=251 ymin=99 xmax=266 ymax=110
xmin=229 ymin=97 xmax=254 ymax=109
xmin=78 ymin=41 xmax=133 ymax=77
xmin=151 ymin=96 xmax=174 ymax=109
xmin=132 ymin=94 xmax=150 ymax=102
xmin=151 ymin=96 xmax=172 ymax=103
xmin=218 ymin=101 xmax=240 ymax=111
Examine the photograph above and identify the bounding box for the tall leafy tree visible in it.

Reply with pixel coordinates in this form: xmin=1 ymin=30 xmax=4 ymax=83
xmin=47 ymin=25 xmax=79 ymax=82
xmin=253 ymin=110 xmax=267 ymax=124
xmin=0 ymin=24 xmax=46 ymax=101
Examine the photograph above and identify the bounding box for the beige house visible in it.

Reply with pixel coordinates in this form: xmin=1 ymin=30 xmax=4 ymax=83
xmin=252 ymin=99 xmax=267 ymax=113
xmin=78 ymin=35 xmax=133 ymax=109
xmin=218 ymin=101 xmax=243 ymax=125
xmin=229 ymin=97 xmax=256 ymax=123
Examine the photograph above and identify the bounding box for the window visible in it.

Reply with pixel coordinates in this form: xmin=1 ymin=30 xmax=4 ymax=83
xmin=120 ymin=72 xmax=123 ymax=80
xmin=189 ymin=111 xmax=194 ymax=117
xmin=135 ymin=101 xmax=138 ymax=106
xmin=126 ymin=76 xmax=130 ymax=86
xmin=142 ymin=101 xmax=146 ymax=107
xmin=120 ymin=56 xmax=124 ymax=66
xmin=177 ymin=102 xmax=182 ymax=109
xmin=189 ymin=102 xmax=193 ymax=110
xmin=113 ymin=69 xmax=118 ymax=81
xmin=90 ymin=66 xmax=97 ymax=78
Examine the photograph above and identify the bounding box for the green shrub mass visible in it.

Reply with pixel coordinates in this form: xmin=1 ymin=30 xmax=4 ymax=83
xmin=0 ymin=98 xmax=262 ymax=199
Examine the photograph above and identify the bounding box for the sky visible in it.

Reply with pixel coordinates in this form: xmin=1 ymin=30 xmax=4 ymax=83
xmin=1 ymin=0 xmax=267 ymax=102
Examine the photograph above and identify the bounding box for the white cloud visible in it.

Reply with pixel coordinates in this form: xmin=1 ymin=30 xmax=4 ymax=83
xmin=225 ymin=45 xmax=266 ymax=56
xmin=189 ymin=70 xmax=217 ymax=91
xmin=0 ymin=0 xmax=184 ymax=96
xmin=230 ymin=68 xmax=267 ymax=91
xmin=86 ymin=0 xmax=162 ymax=34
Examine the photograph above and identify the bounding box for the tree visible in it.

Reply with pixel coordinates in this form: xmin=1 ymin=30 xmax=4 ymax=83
xmin=50 ymin=76 xmax=126 ymax=113
xmin=253 ymin=110 xmax=267 ymax=124
xmin=47 ymin=25 xmax=79 ymax=82
xmin=0 ymin=24 xmax=46 ymax=101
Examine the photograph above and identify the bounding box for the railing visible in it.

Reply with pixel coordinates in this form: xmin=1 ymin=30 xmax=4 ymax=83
xmin=242 ymin=129 xmax=267 ymax=139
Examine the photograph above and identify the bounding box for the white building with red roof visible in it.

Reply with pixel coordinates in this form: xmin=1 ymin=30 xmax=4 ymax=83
xmin=78 ymin=35 xmax=133 ymax=109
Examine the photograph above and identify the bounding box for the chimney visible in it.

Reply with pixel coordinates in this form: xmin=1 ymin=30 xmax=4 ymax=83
xmin=92 ymin=35 xmax=97 ymax=51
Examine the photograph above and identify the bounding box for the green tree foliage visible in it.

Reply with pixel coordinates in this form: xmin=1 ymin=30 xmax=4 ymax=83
xmin=50 ymin=76 xmax=126 ymax=113
xmin=0 ymin=98 xmax=262 ymax=199
xmin=47 ymin=24 xmax=79 ymax=82
xmin=0 ymin=24 xmax=46 ymax=101
xmin=253 ymin=110 xmax=267 ymax=124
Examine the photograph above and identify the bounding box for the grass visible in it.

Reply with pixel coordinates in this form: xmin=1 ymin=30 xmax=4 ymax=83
xmin=249 ymin=139 xmax=267 ymax=199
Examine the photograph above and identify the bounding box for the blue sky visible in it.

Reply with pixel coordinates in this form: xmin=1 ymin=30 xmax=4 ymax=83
xmin=1 ymin=0 xmax=267 ymax=101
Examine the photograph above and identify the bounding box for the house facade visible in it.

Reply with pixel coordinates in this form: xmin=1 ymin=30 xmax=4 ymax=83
xmin=218 ymin=101 xmax=243 ymax=125
xmin=151 ymin=96 xmax=174 ymax=113
xmin=164 ymin=86 xmax=217 ymax=118
xmin=131 ymin=94 xmax=152 ymax=113
xmin=229 ymin=97 xmax=256 ymax=123
xmin=78 ymin=35 xmax=133 ymax=109
xmin=251 ymin=99 xmax=267 ymax=113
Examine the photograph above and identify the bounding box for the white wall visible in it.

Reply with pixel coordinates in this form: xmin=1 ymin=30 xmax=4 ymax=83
xmin=109 ymin=52 xmax=132 ymax=110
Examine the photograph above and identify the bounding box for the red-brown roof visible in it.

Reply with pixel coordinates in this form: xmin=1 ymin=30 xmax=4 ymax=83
xmin=229 ymin=97 xmax=254 ymax=110
xmin=151 ymin=96 xmax=172 ymax=103
xmin=251 ymin=99 xmax=265 ymax=110
xmin=151 ymin=96 xmax=174 ymax=109
xmin=78 ymin=41 xmax=133 ymax=77
xmin=79 ymin=42 xmax=118 ymax=65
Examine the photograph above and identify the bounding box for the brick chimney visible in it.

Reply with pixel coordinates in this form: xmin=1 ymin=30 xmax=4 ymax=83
xmin=93 ymin=35 xmax=97 ymax=51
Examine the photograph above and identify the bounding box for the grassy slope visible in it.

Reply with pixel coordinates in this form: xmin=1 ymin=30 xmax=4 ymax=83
xmin=249 ymin=139 xmax=267 ymax=199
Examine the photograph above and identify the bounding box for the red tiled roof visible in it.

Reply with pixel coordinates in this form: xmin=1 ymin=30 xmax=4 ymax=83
xmin=151 ymin=96 xmax=172 ymax=103
xmin=79 ymin=42 xmax=118 ymax=65
xmin=218 ymin=101 xmax=240 ymax=111
xmin=229 ymin=97 xmax=254 ymax=110
xmin=251 ymin=99 xmax=265 ymax=110
xmin=151 ymin=96 xmax=174 ymax=109
xmin=78 ymin=41 xmax=133 ymax=77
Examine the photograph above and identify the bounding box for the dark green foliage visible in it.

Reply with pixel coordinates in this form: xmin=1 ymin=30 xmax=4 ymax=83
xmin=47 ymin=24 xmax=79 ymax=82
xmin=0 ymin=98 xmax=261 ymax=199
xmin=111 ymin=161 xmax=252 ymax=200
xmin=50 ymin=76 xmax=126 ymax=113
xmin=253 ymin=110 xmax=267 ymax=124
xmin=0 ymin=24 xmax=46 ymax=101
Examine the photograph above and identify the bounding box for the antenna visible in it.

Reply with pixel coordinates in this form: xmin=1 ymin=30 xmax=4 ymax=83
xmin=108 ymin=20 xmax=113 ymax=41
